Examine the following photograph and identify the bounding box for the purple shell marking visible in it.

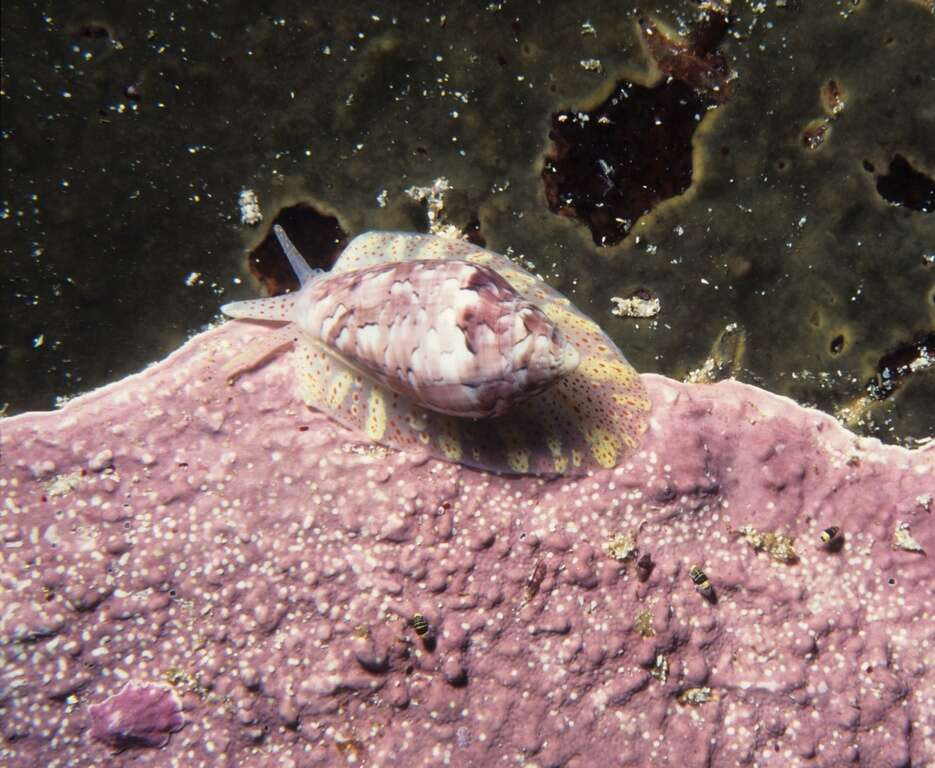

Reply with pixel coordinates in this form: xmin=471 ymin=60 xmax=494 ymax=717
xmin=221 ymin=227 xmax=651 ymax=475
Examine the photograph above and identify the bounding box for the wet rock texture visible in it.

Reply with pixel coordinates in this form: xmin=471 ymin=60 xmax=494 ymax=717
xmin=3 ymin=0 xmax=933 ymax=444
xmin=1 ymin=322 xmax=932 ymax=767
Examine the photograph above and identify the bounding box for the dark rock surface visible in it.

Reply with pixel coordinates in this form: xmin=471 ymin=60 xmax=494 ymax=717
xmin=2 ymin=0 xmax=933 ymax=442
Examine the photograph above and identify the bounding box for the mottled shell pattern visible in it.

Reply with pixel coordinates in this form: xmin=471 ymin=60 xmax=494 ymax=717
xmin=221 ymin=226 xmax=651 ymax=475
xmin=292 ymin=257 xmax=581 ymax=419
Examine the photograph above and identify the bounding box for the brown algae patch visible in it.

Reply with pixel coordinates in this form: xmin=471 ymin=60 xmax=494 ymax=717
xmin=634 ymin=610 xmax=655 ymax=638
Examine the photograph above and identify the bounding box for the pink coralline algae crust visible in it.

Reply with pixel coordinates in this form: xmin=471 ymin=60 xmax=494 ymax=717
xmin=88 ymin=681 xmax=184 ymax=749
xmin=0 ymin=321 xmax=932 ymax=768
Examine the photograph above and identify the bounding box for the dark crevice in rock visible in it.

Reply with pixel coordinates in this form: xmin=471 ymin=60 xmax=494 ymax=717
xmin=867 ymin=332 xmax=935 ymax=401
xmin=249 ymin=205 xmax=347 ymax=296
xmin=873 ymin=155 xmax=935 ymax=213
xmin=542 ymin=12 xmax=733 ymax=247
xmin=463 ymin=217 xmax=487 ymax=248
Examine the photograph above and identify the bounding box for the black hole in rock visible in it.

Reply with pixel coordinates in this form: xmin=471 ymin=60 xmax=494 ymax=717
xmin=77 ymin=24 xmax=110 ymax=39
xmin=250 ymin=205 xmax=348 ymax=296
xmin=541 ymin=12 xmax=732 ymax=247
xmin=866 ymin=331 xmax=935 ymax=400
xmin=874 ymin=154 xmax=935 ymax=213
xmin=463 ymin=217 xmax=486 ymax=248
xmin=830 ymin=335 xmax=844 ymax=354
xmin=543 ymin=80 xmax=708 ymax=247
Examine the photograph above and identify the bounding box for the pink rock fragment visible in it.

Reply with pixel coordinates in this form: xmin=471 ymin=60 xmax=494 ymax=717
xmin=0 ymin=322 xmax=932 ymax=767
xmin=88 ymin=681 xmax=183 ymax=749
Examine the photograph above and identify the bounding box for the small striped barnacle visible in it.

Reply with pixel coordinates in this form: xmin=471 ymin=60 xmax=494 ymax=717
xmin=820 ymin=526 xmax=843 ymax=551
xmin=409 ymin=613 xmax=430 ymax=637
xmin=408 ymin=613 xmax=436 ymax=651
xmin=820 ymin=526 xmax=839 ymax=544
xmin=689 ymin=564 xmax=715 ymax=601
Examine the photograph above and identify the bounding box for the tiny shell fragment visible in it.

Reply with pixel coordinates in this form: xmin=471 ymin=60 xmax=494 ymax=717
xmin=738 ymin=524 xmax=798 ymax=563
xmin=892 ymin=521 xmax=925 ymax=553
xmin=678 ymin=686 xmax=715 ymax=705
xmin=602 ymin=531 xmax=639 ymax=561
xmin=610 ymin=293 xmax=660 ymax=318
xmin=404 ymin=177 xmax=454 ymax=236
xmin=88 ymin=681 xmax=184 ymax=750
xmin=238 ymin=189 xmax=263 ymax=226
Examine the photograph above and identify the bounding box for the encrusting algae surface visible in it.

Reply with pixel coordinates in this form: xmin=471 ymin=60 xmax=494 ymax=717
xmin=1 ymin=318 xmax=933 ymax=766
